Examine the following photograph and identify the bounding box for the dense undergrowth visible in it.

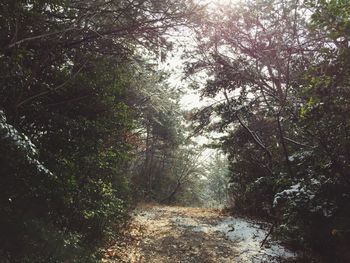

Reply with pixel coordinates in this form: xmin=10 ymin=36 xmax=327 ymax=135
xmin=188 ymin=0 xmax=350 ymax=262
xmin=1 ymin=1 xmax=350 ymax=262
xmin=0 ymin=0 xmax=197 ymax=262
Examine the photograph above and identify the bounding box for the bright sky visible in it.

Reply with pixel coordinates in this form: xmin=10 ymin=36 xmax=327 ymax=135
xmin=160 ymin=31 xmax=212 ymax=112
xmin=157 ymin=0 xmax=240 ymax=159
xmin=163 ymin=0 xmax=240 ymax=111
xmin=201 ymin=0 xmax=237 ymax=5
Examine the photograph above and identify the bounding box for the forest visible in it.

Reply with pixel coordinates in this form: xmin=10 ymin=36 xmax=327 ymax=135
xmin=0 ymin=0 xmax=349 ymax=262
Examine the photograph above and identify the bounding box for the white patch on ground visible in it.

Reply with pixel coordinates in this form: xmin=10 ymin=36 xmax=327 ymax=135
xmin=173 ymin=217 xmax=197 ymax=227
xmin=172 ymin=214 xmax=297 ymax=262
xmin=192 ymin=225 xmax=212 ymax=233
xmin=214 ymin=217 xmax=296 ymax=262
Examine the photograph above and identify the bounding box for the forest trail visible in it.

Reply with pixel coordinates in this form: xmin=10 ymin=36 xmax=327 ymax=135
xmin=103 ymin=205 xmax=296 ymax=263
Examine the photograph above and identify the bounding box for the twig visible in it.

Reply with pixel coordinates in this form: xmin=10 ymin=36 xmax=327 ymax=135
xmin=260 ymin=222 xmax=276 ymax=248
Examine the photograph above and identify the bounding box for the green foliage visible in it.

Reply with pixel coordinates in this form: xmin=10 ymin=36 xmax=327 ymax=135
xmin=128 ymin=77 xmax=203 ymax=205
xmin=202 ymin=153 xmax=230 ymax=207
xmin=0 ymin=56 xmax=132 ymax=262
xmin=188 ymin=0 xmax=350 ymax=261
xmin=0 ymin=0 xmax=196 ymax=262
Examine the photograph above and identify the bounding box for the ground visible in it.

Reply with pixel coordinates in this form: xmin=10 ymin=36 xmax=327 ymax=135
xmin=102 ymin=204 xmax=296 ymax=263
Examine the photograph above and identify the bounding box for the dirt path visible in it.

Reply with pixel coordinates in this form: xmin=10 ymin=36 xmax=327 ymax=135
xmin=102 ymin=205 xmax=296 ymax=263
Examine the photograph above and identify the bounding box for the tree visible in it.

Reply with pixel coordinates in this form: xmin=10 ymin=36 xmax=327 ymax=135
xmin=0 ymin=0 xmax=198 ymax=262
xmin=187 ymin=0 xmax=350 ymax=260
xmin=160 ymin=143 xmax=205 ymax=205
xmin=202 ymin=152 xmax=230 ymax=207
